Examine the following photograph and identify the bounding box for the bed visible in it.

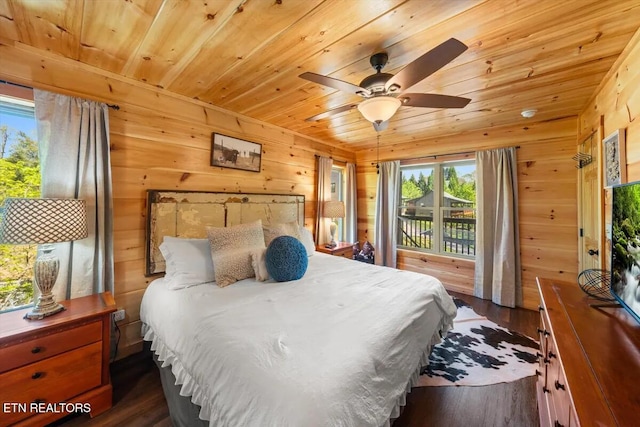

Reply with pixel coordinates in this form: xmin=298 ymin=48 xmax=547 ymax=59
xmin=139 ymin=190 xmax=457 ymax=427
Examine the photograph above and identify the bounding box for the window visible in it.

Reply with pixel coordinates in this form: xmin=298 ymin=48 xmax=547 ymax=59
xmin=330 ymin=166 xmax=345 ymax=240
xmin=0 ymin=88 xmax=39 ymax=313
xmin=398 ymin=160 xmax=476 ymax=258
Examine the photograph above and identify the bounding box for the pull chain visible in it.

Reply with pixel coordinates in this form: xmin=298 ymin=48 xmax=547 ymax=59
xmin=376 ymin=132 xmax=380 ymax=174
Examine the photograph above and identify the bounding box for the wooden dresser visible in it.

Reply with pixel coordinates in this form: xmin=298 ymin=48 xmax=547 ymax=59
xmin=316 ymin=242 xmax=354 ymax=259
xmin=536 ymin=278 xmax=640 ymax=427
xmin=0 ymin=293 xmax=116 ymax=426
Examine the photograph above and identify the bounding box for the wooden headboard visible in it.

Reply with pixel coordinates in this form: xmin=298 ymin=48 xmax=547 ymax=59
xmin=145 ymin=190 xmax=305 ymax=276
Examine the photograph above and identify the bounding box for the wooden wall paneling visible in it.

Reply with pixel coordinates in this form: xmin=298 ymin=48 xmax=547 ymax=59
xmin=578 ymin=28 xmax=640 ymax=270
xmin=0 ymin=41 xmax=354 ymax=359
xmin=356 ymin=117 xmax=578 ymax=309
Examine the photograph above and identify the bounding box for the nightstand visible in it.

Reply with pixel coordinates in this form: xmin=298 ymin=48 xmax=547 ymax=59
xmin=0 ymin=293 xmax=116 ymax=426
xmin=316 ymin=242 xmax=354 ymax=259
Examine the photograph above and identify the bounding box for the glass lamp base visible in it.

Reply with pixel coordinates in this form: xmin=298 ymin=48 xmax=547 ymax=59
xmin=25 ymin=245 xmax=64 ymax=320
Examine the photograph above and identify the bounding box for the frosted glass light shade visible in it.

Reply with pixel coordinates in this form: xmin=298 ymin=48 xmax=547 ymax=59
xmin=357 ymin=96 xmax=402 ymax=123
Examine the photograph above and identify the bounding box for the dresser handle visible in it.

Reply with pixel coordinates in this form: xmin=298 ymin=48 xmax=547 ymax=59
xmin=536 ymin=352 xmax=543 ymax=359
xmin=537 ymin=328 xmax=550 ymax=336
xmin=548 ymin=351 xmax=557 ymax=359
xmin=543 ymin=386 xmax=551 ymax=394
xmin=31 ymin=346 xmax=42 ymax=354
xmin=554 ymin=421 xmax=564 ymax=427
xmin=31 ymin=371 xmax=43 ymax=380
xmin=555 ymin=380 xmax=565 ymax=390
xmin=538 ymin=305 xmax=544 ymax=312
xmin=535 ymin=370 xmax=541 ymax=376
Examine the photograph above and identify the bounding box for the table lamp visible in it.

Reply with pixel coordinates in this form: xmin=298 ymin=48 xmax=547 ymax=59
xmin=323 ymin=200 xmax=345 ymax=248
xmin=0 ymin=198 xmax=88 ymax=320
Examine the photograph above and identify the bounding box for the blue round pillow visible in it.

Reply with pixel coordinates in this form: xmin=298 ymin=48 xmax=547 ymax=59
xmin=265 ymin=235 xmax=308 ymax=282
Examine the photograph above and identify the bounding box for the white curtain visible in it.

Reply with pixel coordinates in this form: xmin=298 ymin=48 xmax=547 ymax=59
xmin=375 ymin=161 xmax=400 ymax=267
xmin=345 ymin=162 xmax=358 ymax=243
xmin=474 ymin=147 xmax=521 ymax=307
xmin=34 ymin=89 xmax=114 ymax=300
xmin=315 ymin=156 xmax=333 ymax=245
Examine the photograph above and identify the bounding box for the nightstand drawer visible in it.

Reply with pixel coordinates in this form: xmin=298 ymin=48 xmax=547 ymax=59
xmin=0 ymin=320 xmax=102 ymax=374
xmin=0 ymin=341 xmax=102 ymax=425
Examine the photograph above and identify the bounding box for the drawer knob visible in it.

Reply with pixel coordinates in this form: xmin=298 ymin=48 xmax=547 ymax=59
xmin=543 ymin=386 xmax=551 ymax=394
xmin=31 ymin=346 xmax=42 ymax=354
xmin=555 ymin=380 xmax=565 ymax=390
xmin=538 ymin=305 xmax=544 ymax=312
xmin=548 ymin=351 xmax=557 ymax=359
xmin=536 ymin=328 xmax=550 ymax=336
xmin=535 ymin=370 xmax=541 ymax=377
xmin=31 ymin=371 xmax=43 ymax=380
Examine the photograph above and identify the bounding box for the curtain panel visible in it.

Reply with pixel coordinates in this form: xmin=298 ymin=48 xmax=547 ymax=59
xmin=345 ymin=162 xmax=358 ymax=243
xmin=375 ymin=161 xmax=400 ymax=267
xmin=315 ymin=156 xmax=333 ymax=245
xmin=474 ymin=147 xmax=521 ymax=307
xmin=34 ymin=89 xmax=114 ymax=300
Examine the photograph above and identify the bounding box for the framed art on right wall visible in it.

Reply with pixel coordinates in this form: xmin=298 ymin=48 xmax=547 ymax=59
xmin=603 ymin=128 xmax=626 ymax=188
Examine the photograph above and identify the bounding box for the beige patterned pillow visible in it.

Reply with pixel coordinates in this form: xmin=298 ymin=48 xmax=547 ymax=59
xmin=207 ymin=220 xmax=265 ymax=287
xmin=263 ymin=221 xmax=301 ymax=247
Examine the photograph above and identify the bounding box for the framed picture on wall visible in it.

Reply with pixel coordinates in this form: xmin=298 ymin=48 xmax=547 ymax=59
xmin=211 ymin=133 xmax=262 ymax=172
xmin=603 ymin=129 xmax=626 ymax=188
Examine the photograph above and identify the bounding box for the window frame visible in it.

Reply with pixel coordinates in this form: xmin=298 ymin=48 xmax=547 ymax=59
xmin=397 ymin=159 xmax=476 ymax=260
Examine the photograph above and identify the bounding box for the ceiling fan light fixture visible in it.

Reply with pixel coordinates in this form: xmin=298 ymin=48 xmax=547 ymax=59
xmin=357 ymin=96 xmax=402 ymax=123
xmin=521 ymin=109 xmax=537 ymax=118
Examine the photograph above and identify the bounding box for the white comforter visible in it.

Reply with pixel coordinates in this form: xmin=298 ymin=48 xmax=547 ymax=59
xmin=140 ymin=253 xmax=456 ymax=427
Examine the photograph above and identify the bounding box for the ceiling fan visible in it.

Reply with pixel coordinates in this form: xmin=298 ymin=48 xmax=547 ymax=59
xmin=299 ymin=38 xmax=471 ymax=131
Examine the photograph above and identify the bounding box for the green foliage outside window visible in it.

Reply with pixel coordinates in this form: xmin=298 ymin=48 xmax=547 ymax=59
xmin=0 ymin=125 xmax=40 ymax=311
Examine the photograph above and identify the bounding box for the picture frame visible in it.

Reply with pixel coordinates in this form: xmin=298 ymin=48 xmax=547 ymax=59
xmin=211 ymin=133 xmax=262 ymax=173
xmin=602 ymin=129 xmax=626 ymax=188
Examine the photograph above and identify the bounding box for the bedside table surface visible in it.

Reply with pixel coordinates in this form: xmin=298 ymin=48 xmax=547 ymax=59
xmin=0 ymin=292 xmax=116 ymax=345
xmin=316 ymin=242 xmax=354 ymax=254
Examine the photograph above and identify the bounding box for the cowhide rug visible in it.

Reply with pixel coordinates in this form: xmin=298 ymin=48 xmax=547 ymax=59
xmin=417 ymin=298 xmax=539 ymax=387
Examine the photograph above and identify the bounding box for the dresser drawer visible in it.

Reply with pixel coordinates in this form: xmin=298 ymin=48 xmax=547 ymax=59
xmin=0 ymin=320 xmax=102 ymax=374
xmin=0 ymin=341 xmax=102 ymax=425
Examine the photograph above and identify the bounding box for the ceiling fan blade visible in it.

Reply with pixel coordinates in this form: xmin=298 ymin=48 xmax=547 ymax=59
xmin=373 ymin=121 xmax=389 ymax=132
xmin=304 ymin=103 xmax=359 ymax=122
xmin=385 ymin=38 xmax=468 ymax=92
xmin=299 ymin=72 xmax=370 ymax=96
xmin=399 ymin=93 xmax=471 ymax=109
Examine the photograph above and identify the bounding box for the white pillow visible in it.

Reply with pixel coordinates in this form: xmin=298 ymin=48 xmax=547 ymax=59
xmin=159 ymin=237 xmax=215 ymax=290
xmin=298 ymin=226 xmax=316 ymax=257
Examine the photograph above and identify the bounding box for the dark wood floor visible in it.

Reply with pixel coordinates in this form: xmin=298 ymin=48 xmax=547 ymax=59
xmin=54 ymin=291 xmax=539 ymax=427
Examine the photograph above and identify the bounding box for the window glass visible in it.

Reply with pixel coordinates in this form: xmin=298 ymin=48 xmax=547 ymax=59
xmin=0 ymin=91 xmax=39 ymax=313
xmin=331 ymin=167 xmax=345 ymax=241
xmin=398 ymin=161 xmax=476 ymax=258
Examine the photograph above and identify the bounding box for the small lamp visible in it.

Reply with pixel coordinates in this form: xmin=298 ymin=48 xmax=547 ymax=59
xmin=0 ymin=198 xmax=88 ymax=320
xmin=323 ymin=200 xmax=345 ymax=248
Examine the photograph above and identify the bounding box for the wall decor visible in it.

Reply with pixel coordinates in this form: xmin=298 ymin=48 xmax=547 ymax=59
xmin=211 ymin=133 xmax=262 ymax=172
xmin=603 ymin=129 xmax=626 ymax=188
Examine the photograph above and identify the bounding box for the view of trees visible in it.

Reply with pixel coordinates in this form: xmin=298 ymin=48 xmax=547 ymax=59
xmin=0 ymin=125 xmax=40 ymax=311
xmin=401 ymin=166 xmax=476 ymax=203
xmin=611 ymin=183 xmax=640 ymax=299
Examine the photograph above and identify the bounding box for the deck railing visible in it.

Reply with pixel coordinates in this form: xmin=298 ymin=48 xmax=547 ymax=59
xmin=398 ymin=210 xmax=476 ymax=256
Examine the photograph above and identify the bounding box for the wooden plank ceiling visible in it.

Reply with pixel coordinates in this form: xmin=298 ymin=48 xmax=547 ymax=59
xmin=1 ymin=0 xmax=638 ymax=151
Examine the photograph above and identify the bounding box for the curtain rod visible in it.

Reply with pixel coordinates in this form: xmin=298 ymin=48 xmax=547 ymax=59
xmin=371 ymin=145 xmax=521 ymax=166
xmin=1 ymin=79 xmax=120 ymax=110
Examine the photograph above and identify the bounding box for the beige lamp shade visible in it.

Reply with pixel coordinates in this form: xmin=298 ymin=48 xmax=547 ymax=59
xmin=0 ymin=198 xmax=88 ymax=244
xmin=357 ymin=96 xmax=402 ymax=123
xmin=323 ymin=200 xmax=345 ymax=219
